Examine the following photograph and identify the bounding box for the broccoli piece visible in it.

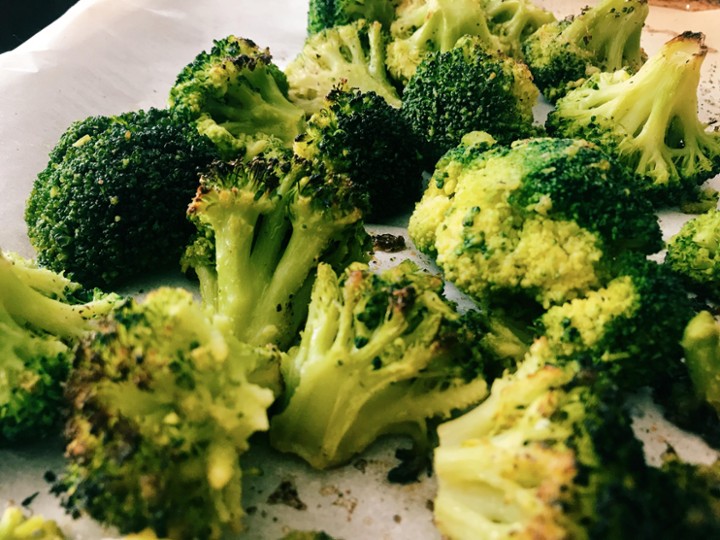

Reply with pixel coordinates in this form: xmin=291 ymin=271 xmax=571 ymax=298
xmin=284 ymin=20 xmax=401 ymax=115
xmin=416 ymin=137 xmax=662 ymax=309
xmin=523 ymin=0 xmax=648 ymax=102
xmin=268 ymin=260 xmax=491 ymax=470
xmin=169 ymin=36 xmax=306 ymax=160
xmin=0 ymin=505 xmax=66 ymax=539
xmin=181 ymin=153 xmax=371 ymax=349
xmin=538 ymin=253 xmax=696 ymax=392
xmin=400 ymin=35 xmax=539 ymax=165
xmin=51 ymin=287 xmax=278 ymax=540
xmin=307 ymin=0 xmax=400 ymax=34
xmin=279 ymin=531 xmax=336 ymax=540
xmin=481 ymin=0 xmax=556 ymax=59
xmin=666 ymin=209 xmax=720 ymax=302
xmin=24 ymin=107 xmax=219 ymax=288
xmin=547 ymin=31 xmax=720 ymax=206
xmin=293 ymin=87 xmax=425 ymax=221
xmin=681 ymin=310 xmax=720 ymax=417
xmin=0 ymin=251 xmax=120 ymax=443
xmin=433 ymin=343 xmax=662 ymax=539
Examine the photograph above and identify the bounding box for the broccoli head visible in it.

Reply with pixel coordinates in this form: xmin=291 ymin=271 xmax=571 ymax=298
xmin=284 ymin=20 xmax=401 ymax=115
xmin=52 ymin=287 xmax=278 ymax=540
xmin=306 ymin=0 xmax=400 ymax=34
xmin=24 ymin=107 xmax=219 ymax=288
xmin=400 ymin=35 xmax=540 ymax=164
xmin=419 ymin=137 xmax=662 ymax=308
xmin=523 ymin=0 xmax=649 ymax=102
xmin=0 ymin=251 xmax=121 ymax=443
xmin=293 ymin=87 xmax=425 ymax=221
xmin=481 ymin=0 xmax=556 ymax=59
xmin=268 ymin=260 xmax=491 ymax=470
xmin=182 ymin=152 xmax=372 ymax=349
xmin=169 ymin=36 xmax=306 ymax=159
xmin=547 ymin=31 xmax=720 ymax=206
xmin=0 ymin=505 xmax=65 ymax=539
xmin=666 ymin=209 xmax=720 ymax=302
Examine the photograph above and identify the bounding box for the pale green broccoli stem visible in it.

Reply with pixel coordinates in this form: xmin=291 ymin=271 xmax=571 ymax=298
xmin=561 ymin=0 xmax=647 ymax=71
xmin=681 ymin=310 xmax=720 ymax=413
xmin=484 ymin=0 xmax=555 ymax=54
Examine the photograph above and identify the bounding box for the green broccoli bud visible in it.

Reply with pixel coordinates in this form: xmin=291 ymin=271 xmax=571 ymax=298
xmin=306 ymin=0 xmax=400 ymax=34
xmin=269 ymin=260 xmax=490 ymax=470
xmin=523 ymin=0 xmax=648 ymax=102
xmin=24 ymin=107 xmax=219 ymax=288
xmin=169 ymin=36 xmax=306 ymax=160
xmin=547 ymin=31 xmax=720 ymax=206
xmin=52 ymin=288 xmax=278 ymax=540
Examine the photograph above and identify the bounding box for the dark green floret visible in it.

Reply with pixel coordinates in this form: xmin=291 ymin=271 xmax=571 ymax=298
xmin=294 ymin=87 xmax=425 ymax=220
xmin=306 ymin=0 xmax=400 ymax=34
xmin=169 ymin=35 xmax=306 ymax=160
xmin=523 ymin=0 xmax=648 ymax=102
xmin=400 ymin=35 xmax=540 ymax=165
xmin=24 ymin=107 xmax=219 ymax=288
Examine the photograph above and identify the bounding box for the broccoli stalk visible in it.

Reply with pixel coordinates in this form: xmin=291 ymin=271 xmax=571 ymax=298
xmin=182 ymin=155 xmax=371 ymax=349
xmin=0 ymin=505 xmax=66 ymax=539
xmin=481 ymin=0 xmax=556 ymax=59
xmin=269 ymin=261 xmax=490 ymax=470
xmin=681 ymin=310 xmax=720 ymax=416
xmin=547 ymin=31 xmax=720 ymax=205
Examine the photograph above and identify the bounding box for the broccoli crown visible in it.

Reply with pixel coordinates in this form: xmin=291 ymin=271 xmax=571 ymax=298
xmin=539 ymin=253 xmax=696 ymax=391
xmin=306 ymin=0 xmax=400 ymax=34
xmin=0 ymin=505 xmax=66 ymax=539
xmin=268 ymin=260 xmax=491 ymax=470
xmin=294 ymin=87 xmax=425 ymax=220
xmin=547 ymin=31 xmax=720 ymax=206
xmin=681 ymin=310 xmax=720 ymax=416
xmin=523 ymin=0 xmax=648 ymax=102
xmin=434 ymin=347 xmax=655 ymax=540
xmin=284 ymin=20 xmax=401 ymax=116
xmin=169 ymin=35 xmax=305 ymax=159
xmin=400 ymin=35 xmax=539 ymax=164
xmin=182 ymin=153 xmax=371 ymax=349
xmin=24 ymin=107 xmax=219 ymax=288
xmin=482 ymin=0 xmax=556 ymax=59
xmin=52 ymin=287 xmax=276 ymax=540
xmin=385 ymin=0 xmax=504 ymax=84
xmin=425 ymin=137 xmax=662 ymax=308
xmin=666 ymin=209 xmax=720 ymax=302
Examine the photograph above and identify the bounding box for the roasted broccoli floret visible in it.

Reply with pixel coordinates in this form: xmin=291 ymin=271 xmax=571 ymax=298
xmin=293 ymin=87 xmax=425 ymax=220
xmin=411 ymin=137 xmax=662 ymax=309
xmin=385 ymin=0 xmax=503 ymax=85
xmin=182 ymin=152 xmax=371 ymax=349
xmin=24 ymin=108 xmax=218 ymax=288
xmin=284 ymin=20 xmax=401 ymax=115
xmin=523 ymin=0 xmax=648 ymax=102
xmin=547 ymin=32 xmax=720 ymax=206
xmin=0 ymin=505 xmax=65 ymax=539
xmin=269 ymin=260 xmax=492 ymax=470
xmin=666 ymin=209 xmax=720 ymax=302
xmin=169 ymin=36 xmax=306 ymax=160
xmin=433 ymin=341 xmax=695 ymax=539
xmin=52 ymin=288 xmax=278 ymax=540
xmin=681 ymin=310 xmax=720 ymax=417
xmin=0 ymin=251 xmax=120 ymax=443
xmin=306 ymin=0 xmax=400 ymax=34
xmin=481 ymin=0 xmax=556 ymax=59
xmin=400 ymin=35 xmax=539 ymax=164
xmin=538 ymin=253 xmax=695 ymax=391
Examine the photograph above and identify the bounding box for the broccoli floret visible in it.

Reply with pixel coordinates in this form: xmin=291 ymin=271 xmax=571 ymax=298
xmin=666 ymin=209 xmax=720 ymax=302
xmin=523 ymin=0 xmax=648 ymax=102
xmin=293 ymin=87 xmax=425 ymax=221
xmin=481 ymin=0 xmax=556 ymax=59
xmin=538 ymin=253 xmax=695 ymax=391
xmin=400 ymin=35 xmax=539 ymax=165
xmin=182 ymin=153 xmax=371 ymax=349
xmin=284 ymin=20 xmax=401 ymax=116
xmin=547 ymin=31 xmax=720 ymax=206
xmin=268 ymin=260 xmax=491 ymax=470
xmin=681 ymin=310 xmax=720 ymax=417
xmin=307 ymin=0 xmax=400 ymax=34
xmin=385 ymin=0 xmax=505 ymax=85
xmin=416 ymin=137 xmax=662 ymax=308
xmin=51 ymin=287 xmax=278 ymax=540
xmin=24 ymin=107 xmax=219 ymax=288
xmin=0 ymin=505 xmax=66 ymax=539
xmin=169 ymin=36 xmax=306 ymax=160
xmin=0 ymin=251 xmax=121 ymax=443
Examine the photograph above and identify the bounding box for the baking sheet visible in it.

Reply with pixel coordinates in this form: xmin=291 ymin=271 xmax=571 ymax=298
xmin=0 ymin=1 xmax=719 ymax=538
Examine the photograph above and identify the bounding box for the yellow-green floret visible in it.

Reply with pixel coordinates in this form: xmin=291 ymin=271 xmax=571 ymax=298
xmin=0 ymin=505 xmax=66 ymax=540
